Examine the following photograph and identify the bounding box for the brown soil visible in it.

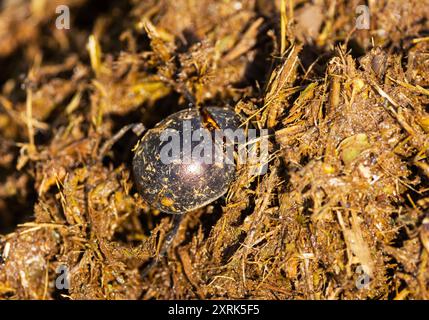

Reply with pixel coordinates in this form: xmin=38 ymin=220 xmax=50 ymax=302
xmin=1 ymin=0 xmax=429 ymax=299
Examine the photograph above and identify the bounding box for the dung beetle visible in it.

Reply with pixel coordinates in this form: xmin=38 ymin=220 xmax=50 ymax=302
xmin=98 ymin=83 xmax=243 ymax=275
xmin=132 ymin=106 xmax=241 ymax=214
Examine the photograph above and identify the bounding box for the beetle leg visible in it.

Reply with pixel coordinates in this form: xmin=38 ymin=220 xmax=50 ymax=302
xmin=98 ymin=123 xmax=145 ymax=160
xmin=141 ymin=213 xmax=184 ymax=278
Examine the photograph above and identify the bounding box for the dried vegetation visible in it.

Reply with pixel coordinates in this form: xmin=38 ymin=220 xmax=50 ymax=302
xmin=1 ymin=0 xmax=429 ymax=299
